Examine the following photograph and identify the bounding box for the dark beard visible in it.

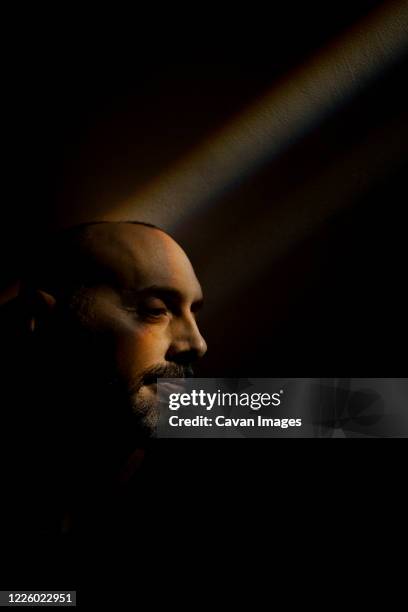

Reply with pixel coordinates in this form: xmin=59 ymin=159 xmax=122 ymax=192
xmin=28 ymin=322 xmax=195 ymax=470
xmin=129 ymin=362 xmax=194 ymax=394
xmin=124 ymin=362 xmax=194 ymax=439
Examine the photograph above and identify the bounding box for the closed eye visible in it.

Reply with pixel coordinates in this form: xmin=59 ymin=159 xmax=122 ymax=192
xmin=135 ymin=298 xmax=169 ymax=320
xmin=124 ymin=305 xmax=168 ymax=322
xmin=141 ymin=306 xmax=168 ymax=318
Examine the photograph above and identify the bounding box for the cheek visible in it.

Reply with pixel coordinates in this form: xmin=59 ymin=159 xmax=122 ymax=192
xmin=109 ymin=318 xmax=170 ymax=381
xmin=80 ymin=297 xmax=169 ymax=382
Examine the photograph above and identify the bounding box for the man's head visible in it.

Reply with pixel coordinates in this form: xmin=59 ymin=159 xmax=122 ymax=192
xmin=20 ymin=221 xmax=207 ymax=444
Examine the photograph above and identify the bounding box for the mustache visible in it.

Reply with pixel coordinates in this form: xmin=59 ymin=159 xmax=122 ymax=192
xmin=130 ymin=363 xmax=194 ymax=393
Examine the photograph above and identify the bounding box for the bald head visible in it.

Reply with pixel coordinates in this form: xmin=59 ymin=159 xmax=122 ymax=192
xmin=23 ymin=221 xmax=185 ymax=298
xmin=69 ymin=222 xmax=202 ymax=303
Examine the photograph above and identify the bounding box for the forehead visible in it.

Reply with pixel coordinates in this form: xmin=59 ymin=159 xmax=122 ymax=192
xmin=83 ymin=223 xmax=202 ymax=300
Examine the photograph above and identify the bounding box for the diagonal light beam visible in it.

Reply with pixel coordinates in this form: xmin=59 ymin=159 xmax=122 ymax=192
xmin=99 ymin=0 xmax=408 ymax=231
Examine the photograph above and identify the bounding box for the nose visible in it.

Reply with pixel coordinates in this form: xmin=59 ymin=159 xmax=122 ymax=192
xmin=165 ymin=313 xmax=207 ymax=364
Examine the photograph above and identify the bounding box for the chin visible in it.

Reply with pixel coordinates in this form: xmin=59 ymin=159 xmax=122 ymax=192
xmin=130 ymin=385 xmax=160 ymax=437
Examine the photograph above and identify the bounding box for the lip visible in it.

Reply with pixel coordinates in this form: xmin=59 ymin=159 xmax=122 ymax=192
xmin=144 ymin=381 xmax=158 ymax=393
xmin=158 ymin=380 xmax=187 ymax=395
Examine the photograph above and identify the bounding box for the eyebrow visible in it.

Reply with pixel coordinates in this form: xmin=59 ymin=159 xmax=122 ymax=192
xmin=124 ymin=285 xmax=204 ymax=311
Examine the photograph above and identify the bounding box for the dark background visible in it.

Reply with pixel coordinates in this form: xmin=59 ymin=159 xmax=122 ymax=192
xmin=2 ymin=0 xmax=407 ymax=376
xmin=1 ymin=2 xmax=407 ymax=600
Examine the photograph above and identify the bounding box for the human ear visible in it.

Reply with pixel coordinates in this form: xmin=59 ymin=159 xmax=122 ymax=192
xmin=21 ymin=289 xmax=57 ymax=333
